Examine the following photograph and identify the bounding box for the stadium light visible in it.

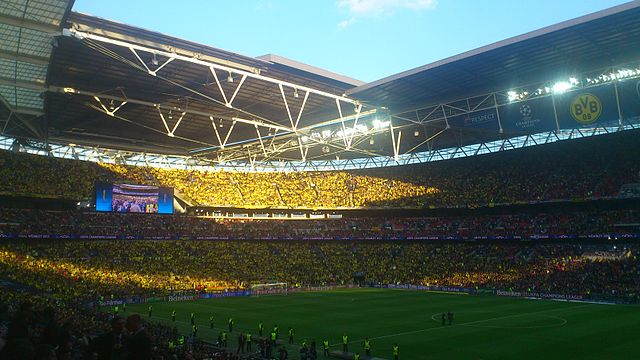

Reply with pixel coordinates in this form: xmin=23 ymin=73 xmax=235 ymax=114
xmin=152 ymin=53 xmax=159 ymax=66
xmin=294 ymin=88 xmax=299 ymax=98
xmin=372 ymin=118 xmax=389 ymax=129
xmin=552 ymin=81 xmax=572 ymax=94
xmin=507 ymin=91 xmax=518 ymax=102
xmin=227 ymin=71 xmax=234 ymax=83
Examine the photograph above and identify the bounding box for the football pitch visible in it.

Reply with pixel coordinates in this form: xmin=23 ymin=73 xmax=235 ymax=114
xmin=126 ymin=288 xmax=637 ymax=359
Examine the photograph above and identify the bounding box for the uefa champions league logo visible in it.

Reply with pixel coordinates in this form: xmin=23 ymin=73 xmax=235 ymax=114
xmin=515 ymin=103 xmax=539 ymax=129
xmin=519 ymin=104 xmax=532 ymax=118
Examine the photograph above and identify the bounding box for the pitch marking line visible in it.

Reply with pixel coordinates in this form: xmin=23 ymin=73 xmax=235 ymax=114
xmin=334 ymin=304 xmax=591 ymax=346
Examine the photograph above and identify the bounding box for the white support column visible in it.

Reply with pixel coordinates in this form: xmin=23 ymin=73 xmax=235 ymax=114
xmin=346 ymin=103 xmax=362 ymax=149
xmin=93 ymin=96 xmax=127 ymax=117
xmin=168 ymin=111 xmax=187 ymax=137
xmin=157 ymin=107 xmax=171 ymax=134
xmin=493 ymin=93 xmax=503 ymax=133
xmin=1 ymin=112 xmax=10 ymax=134
xmin=228 ymin=74 xmax=247 ymax=107
xmin=210 ymin=117 xmax=237 ymax=150
xmin=389 ymin=117 xmax=402 ymax=160
xmin=335 ymin=98 xmax=349 ymax=149
xmin=210 ymin=116 xmax=223 ymax=148
xmin=294 ymin=90 xmax=310 ymax=130
xmin=613 ymin=81 xmax=623 ymax=128
xmin=210 ymin=67 xmax=231 ymax=107
xmin=279 ymin=83 xmax=296 ymax=131
xmin=255 ymin=124 xmax=268 ymax=157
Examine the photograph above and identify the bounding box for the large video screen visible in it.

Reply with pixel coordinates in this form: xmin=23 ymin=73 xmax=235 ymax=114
xmin=95 ymin=183 xmax=174 ymax=214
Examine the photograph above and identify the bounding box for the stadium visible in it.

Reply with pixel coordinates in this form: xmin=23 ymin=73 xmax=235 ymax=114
xmin=1 ymin=0 xmax=640 ymax=359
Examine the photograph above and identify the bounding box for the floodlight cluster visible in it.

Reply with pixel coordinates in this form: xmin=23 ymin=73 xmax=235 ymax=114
xmin=506 ymin=67 xmax=640 ymax=102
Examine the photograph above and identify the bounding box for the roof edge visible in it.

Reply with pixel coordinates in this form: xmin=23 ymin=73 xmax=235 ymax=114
xmin=347 ymin=0 xmax=640 ymax=96
xmin=257 ymin=53 xmax=366 ymax=87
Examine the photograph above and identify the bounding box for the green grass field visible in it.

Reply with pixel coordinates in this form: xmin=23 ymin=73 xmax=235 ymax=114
xmin=125 ymin=288 xmax=638 ymax=359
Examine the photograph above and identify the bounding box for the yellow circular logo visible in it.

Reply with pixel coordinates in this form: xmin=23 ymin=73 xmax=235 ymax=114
xmin=570 ymin=93 xmax=602 ymax=125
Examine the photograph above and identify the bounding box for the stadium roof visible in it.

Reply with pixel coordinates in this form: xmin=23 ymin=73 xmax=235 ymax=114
xmin=0 ymin=0 xmax=74 ymax=137
xmin=347 ymin=1 xmax=640 ymax=112
xmin=1 ymin=1 xmax=639 ymax=167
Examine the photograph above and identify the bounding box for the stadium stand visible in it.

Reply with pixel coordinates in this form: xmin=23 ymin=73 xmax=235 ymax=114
xmin=1 ymin=130 xmax=639 ymax=209
xmin=2 ymin=1 xmax=640 ymax=358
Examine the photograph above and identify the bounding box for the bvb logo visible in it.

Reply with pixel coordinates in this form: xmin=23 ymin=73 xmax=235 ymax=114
xmin=570 ymin=93 xmax=601 ymax=125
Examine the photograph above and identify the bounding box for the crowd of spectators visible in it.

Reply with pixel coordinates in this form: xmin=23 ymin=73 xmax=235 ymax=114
xmin=0 ymin=287 xmax=234 ymax=359
xmin=1 ymin=208 xmax=638 ymax=241
xmin=1 ymin=235 xmax=638 ymax=302
xmin=1 ymin=130 xmax=639 ymax=209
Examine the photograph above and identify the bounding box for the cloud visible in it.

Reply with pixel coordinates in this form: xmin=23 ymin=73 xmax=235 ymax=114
xmin=338 ymin=0 xmax=437 ymax=17
xmin=337 ymin=17 xmax=357 ymax=30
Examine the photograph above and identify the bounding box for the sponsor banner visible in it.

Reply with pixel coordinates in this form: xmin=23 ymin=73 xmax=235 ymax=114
xmin=496 ymin=290 xmax=583 ymax=301
xmin=447 ymin=108 xmax=499 ymax=130
xmin=200 ymin=290 xmax=251 ymax=299
xmin=387 ymin=284 xmax=475 ymax=294
xmin=499 ymin=96 xmax=557 ymax=133
xmin=618 ymin=78 xmax=640 ymax=121
xmin=98 ymin=299 xmax=124 ymax=307
xmin=79 ymin=235 xmax=118 ymax=239
xmin=168 ymin=293 xmax=199 ymax=302
xmin=556 ymin=84 xmax=619 ymax=129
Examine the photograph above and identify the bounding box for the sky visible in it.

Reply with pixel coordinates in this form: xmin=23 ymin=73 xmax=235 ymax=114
xmin=73 ymin=0 xmax=630 ymax=83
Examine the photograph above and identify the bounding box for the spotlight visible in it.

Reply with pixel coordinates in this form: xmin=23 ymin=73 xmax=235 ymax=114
xmin=414 ymin=130 xmax=419 ymax=137
xmin=294 ymin=88 xmax=299 ymax=98
xmin=227 ymin=72 xmax=234 ymax=83
xmin=109 ymin=100 xmax=115 ymax=111
xmin=369 ymin=138 xmax=374 ymax=145
xmin=152 ymin=53 xmax=158 ymax=66
xmin=168 ymin=110 xmax=173 ymax=120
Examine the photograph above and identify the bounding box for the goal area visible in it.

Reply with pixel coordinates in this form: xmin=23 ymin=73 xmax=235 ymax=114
xmin=251 ymin=282 xmax=288 ymax=296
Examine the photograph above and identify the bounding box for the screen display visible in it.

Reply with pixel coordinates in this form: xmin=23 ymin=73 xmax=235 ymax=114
xmin=95 ymin=183 xmax=174 ymax=214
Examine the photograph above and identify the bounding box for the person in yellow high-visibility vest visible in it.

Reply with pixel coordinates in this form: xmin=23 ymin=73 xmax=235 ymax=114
xmin=323 ymin=339 xmax=330 ymax=357
xmin=392 ymin=343 xmax=399 ymax=360
xmin=246 ymin=332 xmax=252 ymax=351
xmin=354 ymin=352 xmax=360 ymax=360
xmin=342 ymin=333 xmax=349 ymax=352
xmin=363 ymin=338 xmax=371 ymax=357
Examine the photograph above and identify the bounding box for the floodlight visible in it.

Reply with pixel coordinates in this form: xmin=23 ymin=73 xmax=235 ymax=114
xmin=552 ymin=81 xmax=572 ymax=94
